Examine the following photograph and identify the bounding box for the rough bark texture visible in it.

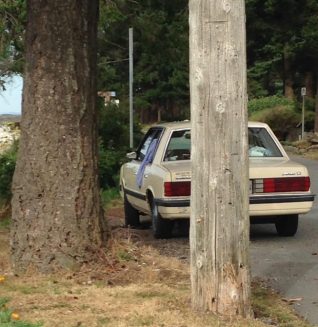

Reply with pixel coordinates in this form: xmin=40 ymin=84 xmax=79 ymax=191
xmin=304 ymin=71 xmax=314 ymax=98
xmin=283 ymin=46 xmax=295 ymax=99
xmin=11 ymin=0 xmax=107 ymax=273
xmin=315 ymin=74 xmax=318 ymax=133
xmin=189 ymin=0 xmax=251 ymax=317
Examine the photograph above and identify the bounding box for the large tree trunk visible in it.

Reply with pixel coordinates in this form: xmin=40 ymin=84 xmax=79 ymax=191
xmin=11 ymin=0 xmax=107 ymax=273
xmin=189 ymin=0 xmax=251 ymax=317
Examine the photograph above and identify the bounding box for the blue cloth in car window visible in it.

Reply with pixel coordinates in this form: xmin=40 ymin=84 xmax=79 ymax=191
xmin=137 ymin=138 xmax=158 ymax=188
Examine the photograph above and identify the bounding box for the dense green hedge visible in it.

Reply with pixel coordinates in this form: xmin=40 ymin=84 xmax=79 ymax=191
xmin=0 ymin=142 xmax=18 ymax=203
xmin=98 ymin=102 xmax=143 ymax=190
xmin=248 ymin=96 xmax=315 ymax=140
xmin=248 ymin=96 xmax=295 ymax=115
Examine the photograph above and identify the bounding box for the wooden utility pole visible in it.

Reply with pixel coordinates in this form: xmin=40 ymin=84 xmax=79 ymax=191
xmin=189 ymin=0 xmax=251 ymax=317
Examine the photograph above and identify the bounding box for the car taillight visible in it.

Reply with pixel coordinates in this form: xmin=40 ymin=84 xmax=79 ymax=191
xmin=164 ymin=181 xmax=191 ymax=196
xmin=254 ymin=177 xmax=310 ymax=193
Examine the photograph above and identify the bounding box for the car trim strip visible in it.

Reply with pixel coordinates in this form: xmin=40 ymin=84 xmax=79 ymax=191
xmin=249 ymin=194 xmax=315 ymax=204
xmin=155 ymin=195 xmax=315 ymax=207
xmin=124 ymin=187 xmax=315 ymax=207
xmin=154 ymin=199 xmax=190 ymax=207
xmin=124 ymin=188 xmax=146 ymax=201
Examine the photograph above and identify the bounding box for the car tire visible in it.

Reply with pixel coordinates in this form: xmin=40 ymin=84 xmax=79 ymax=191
xmin=124 ymin=192 xmax=140 ymax=227
xmin=151 ymin=199 xmax=173 ymax=239
xmin=275 ymin=214 xmax=298 ymax=237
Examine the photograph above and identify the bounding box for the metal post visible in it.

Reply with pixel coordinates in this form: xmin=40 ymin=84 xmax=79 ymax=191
xmin=129 ymin=28 xmax=134 ymax=148
xmin=301 ymin=87 xmax=306 ymax=140
xmin=302 ymin=96 xmax=305 ymax=139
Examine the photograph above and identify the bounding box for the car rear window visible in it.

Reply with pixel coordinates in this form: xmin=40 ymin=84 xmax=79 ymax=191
xmin=163 ymin=127 xmax=283 ymax=161
xmin=249 ymin=127 xmax=283 ymax=157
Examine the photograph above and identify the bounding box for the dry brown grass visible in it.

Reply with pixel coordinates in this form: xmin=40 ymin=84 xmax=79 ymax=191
xmin=0 ymin=222 xmax=312 ymax=327
xmin=302 ymin=151 xmax=318 ymax=160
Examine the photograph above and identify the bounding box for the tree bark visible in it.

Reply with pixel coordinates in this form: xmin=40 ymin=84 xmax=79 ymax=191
xmin=283 ymin=46 xmax=295 ymax=99
xmin=304 ymin=71 xmax=314 ymax=98
xmin=315 ymin=74 xmax=318 ymax=133
xmin=189 ymin=0 xmax=251 ymax=317
xmin=11 ymin=0 xmax=107 ymax=273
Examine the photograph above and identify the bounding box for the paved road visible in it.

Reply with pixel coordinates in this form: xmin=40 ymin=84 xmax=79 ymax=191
xmin=250 ymin=156 xmax=318 ymax=326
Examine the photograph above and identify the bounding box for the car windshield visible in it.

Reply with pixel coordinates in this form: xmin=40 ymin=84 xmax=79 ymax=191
xmin=163 ymin=127 xmax=283 ymax=161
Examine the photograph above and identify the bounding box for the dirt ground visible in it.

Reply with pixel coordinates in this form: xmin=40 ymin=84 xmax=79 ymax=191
xmin=0 ymin=206 xmax=311 ymax=327
xmin=107 ymin=206 xmax=190 ymax=262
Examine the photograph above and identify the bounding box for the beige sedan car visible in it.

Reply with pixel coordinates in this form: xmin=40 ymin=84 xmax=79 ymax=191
xmin=120 ymin=121 xmax=315 ymax=238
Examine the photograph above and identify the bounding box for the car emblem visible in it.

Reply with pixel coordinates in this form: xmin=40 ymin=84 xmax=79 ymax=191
xmin=282 ymin=172 xmax=301 ymax=176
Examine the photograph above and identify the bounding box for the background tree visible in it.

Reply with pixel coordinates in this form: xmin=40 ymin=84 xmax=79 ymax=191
xmin=98 ymin=0 xmax=189 ymax=123
xmin=189 ymin=0 xmax=251 ymax=316
xmin=11 ymin=0 xmax=107 ymax=273
xmin=0 ymin=0 xmax=25 ymax=86
xmin=246 ymin=0 xmax=318 ymax=98
xmin=3 ymin=0 xmax=318 ymax=131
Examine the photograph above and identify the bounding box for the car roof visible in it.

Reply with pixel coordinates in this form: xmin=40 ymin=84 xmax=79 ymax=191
xmin=153 ymin=120 xmax=269 ymax=130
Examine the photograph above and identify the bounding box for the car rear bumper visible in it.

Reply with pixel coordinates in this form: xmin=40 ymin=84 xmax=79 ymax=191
xmin=155 ymin=193 xmax=315 ymax=219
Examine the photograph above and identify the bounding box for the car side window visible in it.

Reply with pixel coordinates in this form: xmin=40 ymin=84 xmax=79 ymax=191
xmin=137 ymin=129 xmax=162 ymax=161
xmin=164 ymin=129 xmax=191 ymax=161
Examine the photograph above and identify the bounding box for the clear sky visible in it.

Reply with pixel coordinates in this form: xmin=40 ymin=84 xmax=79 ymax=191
xmin=0 ymin=75 xmax=23 ymax=115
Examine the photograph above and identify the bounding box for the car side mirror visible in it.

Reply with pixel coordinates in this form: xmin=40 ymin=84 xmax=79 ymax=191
xmin=126 ymin=151 xmax=137 ymax=160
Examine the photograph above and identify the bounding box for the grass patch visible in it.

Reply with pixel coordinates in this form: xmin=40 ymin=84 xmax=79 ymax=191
xmin=0 ymin=297 xmax=42 ymax=327
xmin=129 ymin=313 xmax=155 ymax=326
xmin=252 ymin=281 xmax=311 ymax=327
xmin=116 ymin=249 xmax=134 ymax=262
xmin=101 ymin=188 xmax=122 ymax=209
xmin=0 ymin=217 xmax=10 ymax=229
xmin=134 ymin=290 xmax=168 ymax=299
xmin=0 ymin=224 xmax=312 ymax=326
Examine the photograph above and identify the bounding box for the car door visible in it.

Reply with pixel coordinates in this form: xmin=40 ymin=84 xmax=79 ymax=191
xmin=124 ymin=127 xmax=163 ymax=212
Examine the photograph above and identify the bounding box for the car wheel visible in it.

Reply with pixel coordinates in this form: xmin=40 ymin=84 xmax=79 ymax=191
xmin=275 ymin=214 xmax=298 ymax=237
xmin=124 ymin=192 xmax=140 ymax=227
xmin=151 ymin=199 xmax=173 ymax=239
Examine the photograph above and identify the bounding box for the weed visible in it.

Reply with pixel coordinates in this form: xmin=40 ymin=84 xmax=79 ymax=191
xmin=116 ymin=249 xmax=133 ymax=262
xmin=0 ymin=297 xmax=42 ymax=327
xmin=101 ymin=188 xmax=121 ymax=209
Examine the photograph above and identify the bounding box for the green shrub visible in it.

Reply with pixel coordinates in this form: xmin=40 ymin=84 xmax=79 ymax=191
xmin=304 ymin=110 xmax=316 ymax=131
xmin=100 ymin=188 xmax=121 ymax=208
xmin=0 ymin=142 xmax=18 ymax=202
xmin=248 ymin=96 xmax=295 ymax=115
xmin=98 ymin=144 xmax=127 ymax=188
xmin=249 ymin=106 xmax=300 ymax=140
xmin=98 ymin=103 xmax=143 ymax=152
xmin=98 ymin=103 xmax=143 ymax=190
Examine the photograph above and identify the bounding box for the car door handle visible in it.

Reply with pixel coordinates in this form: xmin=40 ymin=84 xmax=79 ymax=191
xmin=144 ymin=174 xmax=148 ymax=178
